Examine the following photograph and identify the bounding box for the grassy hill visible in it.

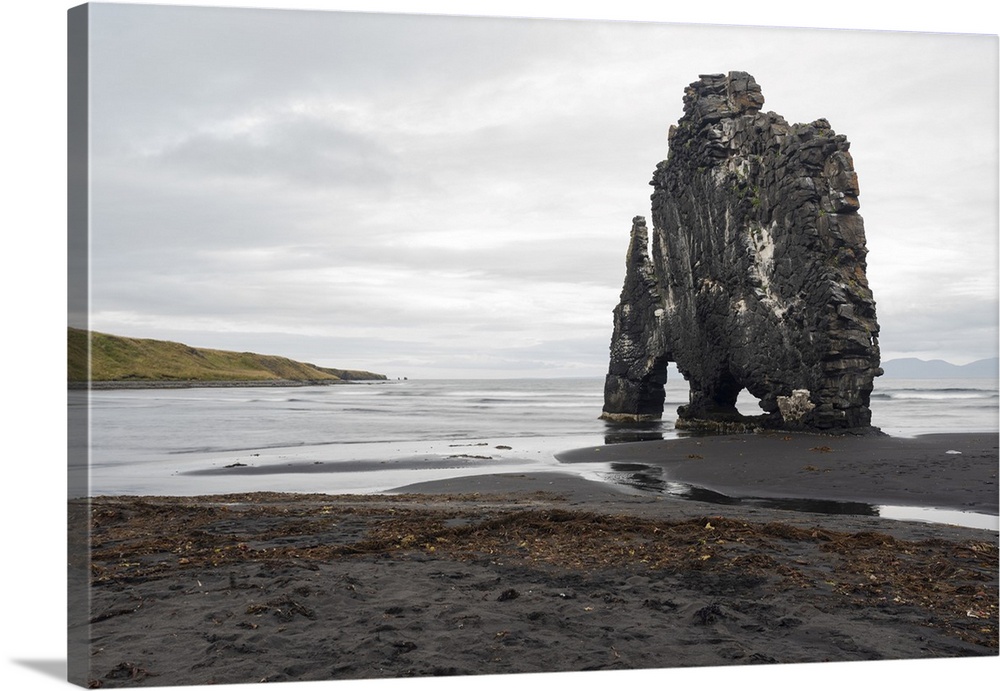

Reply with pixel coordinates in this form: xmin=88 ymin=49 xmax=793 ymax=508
xmin=68 ymin=328 xmax=387 ymax=385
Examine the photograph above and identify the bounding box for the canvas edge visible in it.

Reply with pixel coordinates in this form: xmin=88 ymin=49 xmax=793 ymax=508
xmin=67 ymin=3 xmax=92 ymax=688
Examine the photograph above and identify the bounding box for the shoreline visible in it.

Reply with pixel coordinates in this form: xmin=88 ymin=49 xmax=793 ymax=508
xmin=116 ymin=430 xmax=999 ymax=523
xmin=74 ymin=430 xmax=999 ymax=686
xmin=72 ymin=378 xmax=391 ymax=390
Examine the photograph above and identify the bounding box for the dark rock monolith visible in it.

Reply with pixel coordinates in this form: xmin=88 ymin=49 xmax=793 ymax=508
xmin=601 ymin=72 xmax=882 ymax=433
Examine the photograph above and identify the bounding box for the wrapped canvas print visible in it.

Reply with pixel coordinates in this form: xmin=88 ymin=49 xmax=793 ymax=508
xmin=66 ymin=2 xmax=998 ymax=689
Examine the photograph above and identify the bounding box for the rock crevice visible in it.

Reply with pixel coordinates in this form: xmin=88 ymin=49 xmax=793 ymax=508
xmin=601 ymin=72 xmax=881 ymax=433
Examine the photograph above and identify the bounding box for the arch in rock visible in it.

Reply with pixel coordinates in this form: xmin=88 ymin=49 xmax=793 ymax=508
xmin=600 ymin=72 xmax=882 ymax=433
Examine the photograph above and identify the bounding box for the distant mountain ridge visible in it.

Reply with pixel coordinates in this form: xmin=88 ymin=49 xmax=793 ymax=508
xmin=880 ymin=357 xmax=999 ymax=379
xmin=68 ymin=328 xmax=387 ymax=386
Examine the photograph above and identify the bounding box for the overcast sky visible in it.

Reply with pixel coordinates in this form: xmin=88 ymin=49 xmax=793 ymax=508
xmin=79 ymin=1 xmax=998 ymax=379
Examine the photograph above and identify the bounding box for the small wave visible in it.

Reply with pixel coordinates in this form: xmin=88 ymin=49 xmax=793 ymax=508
xmin=467 ymin=398 xmax=594 ymax=408
xmin=342 ymin=407 xmax=395 ymax=414
xmin=876 ymin=392 xmax=998 ymax=401
xmin=874 ymin=385 xmax=998 ymax=400
xmin=445 ymin=390 xmax=556 ymax=399
xmin=168 ymin=440 xmax=307 ymax=454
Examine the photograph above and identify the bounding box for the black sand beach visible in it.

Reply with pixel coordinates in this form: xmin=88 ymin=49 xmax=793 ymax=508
xmin=556 ymin=432 xmax=1000 ymax=515
xmin=75 ymin=432 xmax=998 ymax=688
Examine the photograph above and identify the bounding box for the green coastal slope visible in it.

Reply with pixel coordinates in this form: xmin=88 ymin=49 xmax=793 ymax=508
xmin=68 ymin=328 xmax=387 ymax=385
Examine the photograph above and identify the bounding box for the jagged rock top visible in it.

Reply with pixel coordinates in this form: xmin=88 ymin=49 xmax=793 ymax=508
xmin=682 ymin=71 xmax=765 ymax=122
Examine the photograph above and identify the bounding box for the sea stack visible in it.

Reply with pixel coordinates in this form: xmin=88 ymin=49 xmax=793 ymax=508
xmin=601 ymin=72 xmax=882 ymax=433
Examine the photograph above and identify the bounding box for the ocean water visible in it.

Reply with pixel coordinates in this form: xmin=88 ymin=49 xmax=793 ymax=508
xmin=72 ymin=376 xmax=998 ymax=500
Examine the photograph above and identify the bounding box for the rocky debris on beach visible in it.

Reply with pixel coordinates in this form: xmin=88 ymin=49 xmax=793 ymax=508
xmin=602 ymin=72 xmax=882 ymax=433
xmin=77 ymin=491 xmax=997 ymax=686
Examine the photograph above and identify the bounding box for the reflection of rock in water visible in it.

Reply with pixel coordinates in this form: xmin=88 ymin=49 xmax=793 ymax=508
xmin=602 ymin=466 xmax=881 ymax=518
xmin=601 ymin=71 xmax=881 ymax=434
xmin=669 ymin=484 xmax=742 ymax=505
xmin=603 ymin=421 xmax=666 ymax=445
xmin=605 ymin=463 xmax=666 ymax=492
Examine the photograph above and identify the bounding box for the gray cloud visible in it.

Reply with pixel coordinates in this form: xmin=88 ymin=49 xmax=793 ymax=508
xmin=84 ymin=4 xmax=998 ymax=377
xmin=152 ymin=119 xmax=399 ymax=189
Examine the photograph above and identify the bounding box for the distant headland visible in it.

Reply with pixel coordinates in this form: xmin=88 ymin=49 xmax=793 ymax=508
xmin=67 ymin=327 xmax=387 ymax=389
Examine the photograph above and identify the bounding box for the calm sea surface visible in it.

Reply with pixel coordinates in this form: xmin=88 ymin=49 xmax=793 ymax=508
xmin=71 ymin=376 xmax=998 ymax=501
